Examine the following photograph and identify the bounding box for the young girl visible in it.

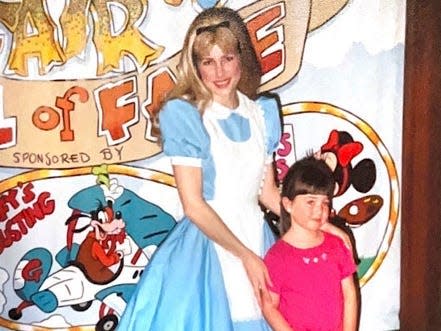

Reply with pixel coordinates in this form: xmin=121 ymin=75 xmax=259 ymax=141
xmin=263 ymin=155 xmax=358 ymax=331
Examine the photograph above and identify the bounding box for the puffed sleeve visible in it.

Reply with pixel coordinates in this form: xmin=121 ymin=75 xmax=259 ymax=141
xmin=159 ymin=99 xmax=208 ymax=167
xmin=256 ymin=96 xmax=282 ymax=163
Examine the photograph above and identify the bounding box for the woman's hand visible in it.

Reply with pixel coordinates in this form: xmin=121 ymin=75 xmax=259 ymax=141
xmin=240 ymin=250 xmax=272 ymax=307
xmin=321 ymin=221 xmax=353 ymax=251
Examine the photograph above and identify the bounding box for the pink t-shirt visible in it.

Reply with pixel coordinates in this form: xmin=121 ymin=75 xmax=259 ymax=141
xmin=264 ymin=232 xmax=356 ymax=331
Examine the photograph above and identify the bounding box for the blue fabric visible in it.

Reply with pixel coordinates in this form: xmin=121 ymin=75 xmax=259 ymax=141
xmin=117 ymin=219 xmax=275 ymax=331
xmin=160 ymin=97 xmax=281 ymax=158
xmin=256 ymin=96 xmax=281 ymax=157
xmin=159 ymin=99 xmax=216 ymax=199
xmin=235 ymin=319 xmax=273 ymax=331
xmin=159 ymin=97 xmax=280 ymax=200
xmin=218 ymin=112 xmax=251 ymax=142
xmin=159 ymin=99 xmax=209 ymax=160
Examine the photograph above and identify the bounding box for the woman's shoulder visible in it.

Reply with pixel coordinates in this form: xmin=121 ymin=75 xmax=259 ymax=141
xmin=253 ymin=93 xmax=281 ymax=153
xmin=162 ymin=98 xmax=199 ymax=114
xmin=265 ymin=239 xmax=289 ymax=258
xmin=254 ymin=94 xmax=281 ymax=122
xmin=255 ymin=94 xmax=279 ymax=111
xmin=159 ymin=98 xmax=204 ymax=135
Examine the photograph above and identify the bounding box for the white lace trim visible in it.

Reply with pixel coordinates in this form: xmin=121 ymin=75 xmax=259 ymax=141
xmin=254 ymin=100 xmax=270 ymax=196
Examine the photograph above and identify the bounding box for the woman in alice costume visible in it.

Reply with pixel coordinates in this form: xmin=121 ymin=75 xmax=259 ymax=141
xmin=117 ymin=7 xmax=349 ymax=331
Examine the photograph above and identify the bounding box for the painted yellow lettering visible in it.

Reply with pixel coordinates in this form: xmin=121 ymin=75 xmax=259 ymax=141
xmin=91 ymin=0 xmax=163 ymax=75
xmin=0 ymin=2 xmax=21 ymax=31
xmin=59 ymin=0 xmax=90 ymax=59
xmin=7 ymin=0 xmax=66 ymax=76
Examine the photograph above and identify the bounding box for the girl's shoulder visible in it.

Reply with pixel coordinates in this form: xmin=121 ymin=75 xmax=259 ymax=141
xmin=265 ymin=239 xmax=291 ymax=258
xmin=323 ymin=232 xmax=351 ymax=253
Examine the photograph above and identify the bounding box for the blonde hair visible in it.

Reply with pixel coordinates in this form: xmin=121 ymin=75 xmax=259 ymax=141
xmin=167 ymin=7 xmax=262 ymax=110
xmin=148 ymin=7 xmax=262 ymax=141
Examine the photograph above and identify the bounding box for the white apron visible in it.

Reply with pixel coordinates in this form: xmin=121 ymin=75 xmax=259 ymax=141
xmin=203 ymin=93 xmax=268 ymax=322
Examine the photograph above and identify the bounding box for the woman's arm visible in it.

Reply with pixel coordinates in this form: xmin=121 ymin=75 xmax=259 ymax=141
xmin=258 ymin=163 xmax=281 ymax=215
xmin=262 ymin=290 xmax=293 ymax=331
xmin=173 ymin=164 xmax=271 ymax=306
xmin=341 ymin=275 xmax=358 ymax=331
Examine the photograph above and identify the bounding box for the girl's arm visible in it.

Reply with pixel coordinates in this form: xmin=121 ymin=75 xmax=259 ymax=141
xmin=341 ymin=275 xmax=358 ymax=331
xmin=262 ymin=290 xmax=293 ymax=331
xmin=173 ymin=164 xmax=271 ymax=306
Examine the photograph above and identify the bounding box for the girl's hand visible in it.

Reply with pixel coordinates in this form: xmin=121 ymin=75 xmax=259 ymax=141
xmin=240 ymin=250 xmax=272 ymax=307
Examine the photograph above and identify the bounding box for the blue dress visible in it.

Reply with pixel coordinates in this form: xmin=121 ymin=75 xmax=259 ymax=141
xmin=117 ymin=92 xmax=281 ymax=331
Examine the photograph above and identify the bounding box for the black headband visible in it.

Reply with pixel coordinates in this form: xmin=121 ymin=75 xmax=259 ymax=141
xmin=196 ymin=20 xmax=230 ymax=36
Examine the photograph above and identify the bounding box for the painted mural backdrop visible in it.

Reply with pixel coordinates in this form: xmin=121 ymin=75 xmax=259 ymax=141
xmin=0 ymin=1 xmax=404 ymax=330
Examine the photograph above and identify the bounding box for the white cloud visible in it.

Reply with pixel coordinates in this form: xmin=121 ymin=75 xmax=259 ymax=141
xmin=0 ymin=267 xmax=8 ymax=314
xmin=304 ymin=0 xmax=406 ymax=67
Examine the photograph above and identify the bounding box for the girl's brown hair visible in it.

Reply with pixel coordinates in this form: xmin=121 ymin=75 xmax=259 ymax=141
xmin=279 ymin=155 xmax=336 ymax=235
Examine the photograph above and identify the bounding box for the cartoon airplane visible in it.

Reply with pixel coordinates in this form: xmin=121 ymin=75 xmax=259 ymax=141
xmin=9 ymin=178 xmax=176 ymax=331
